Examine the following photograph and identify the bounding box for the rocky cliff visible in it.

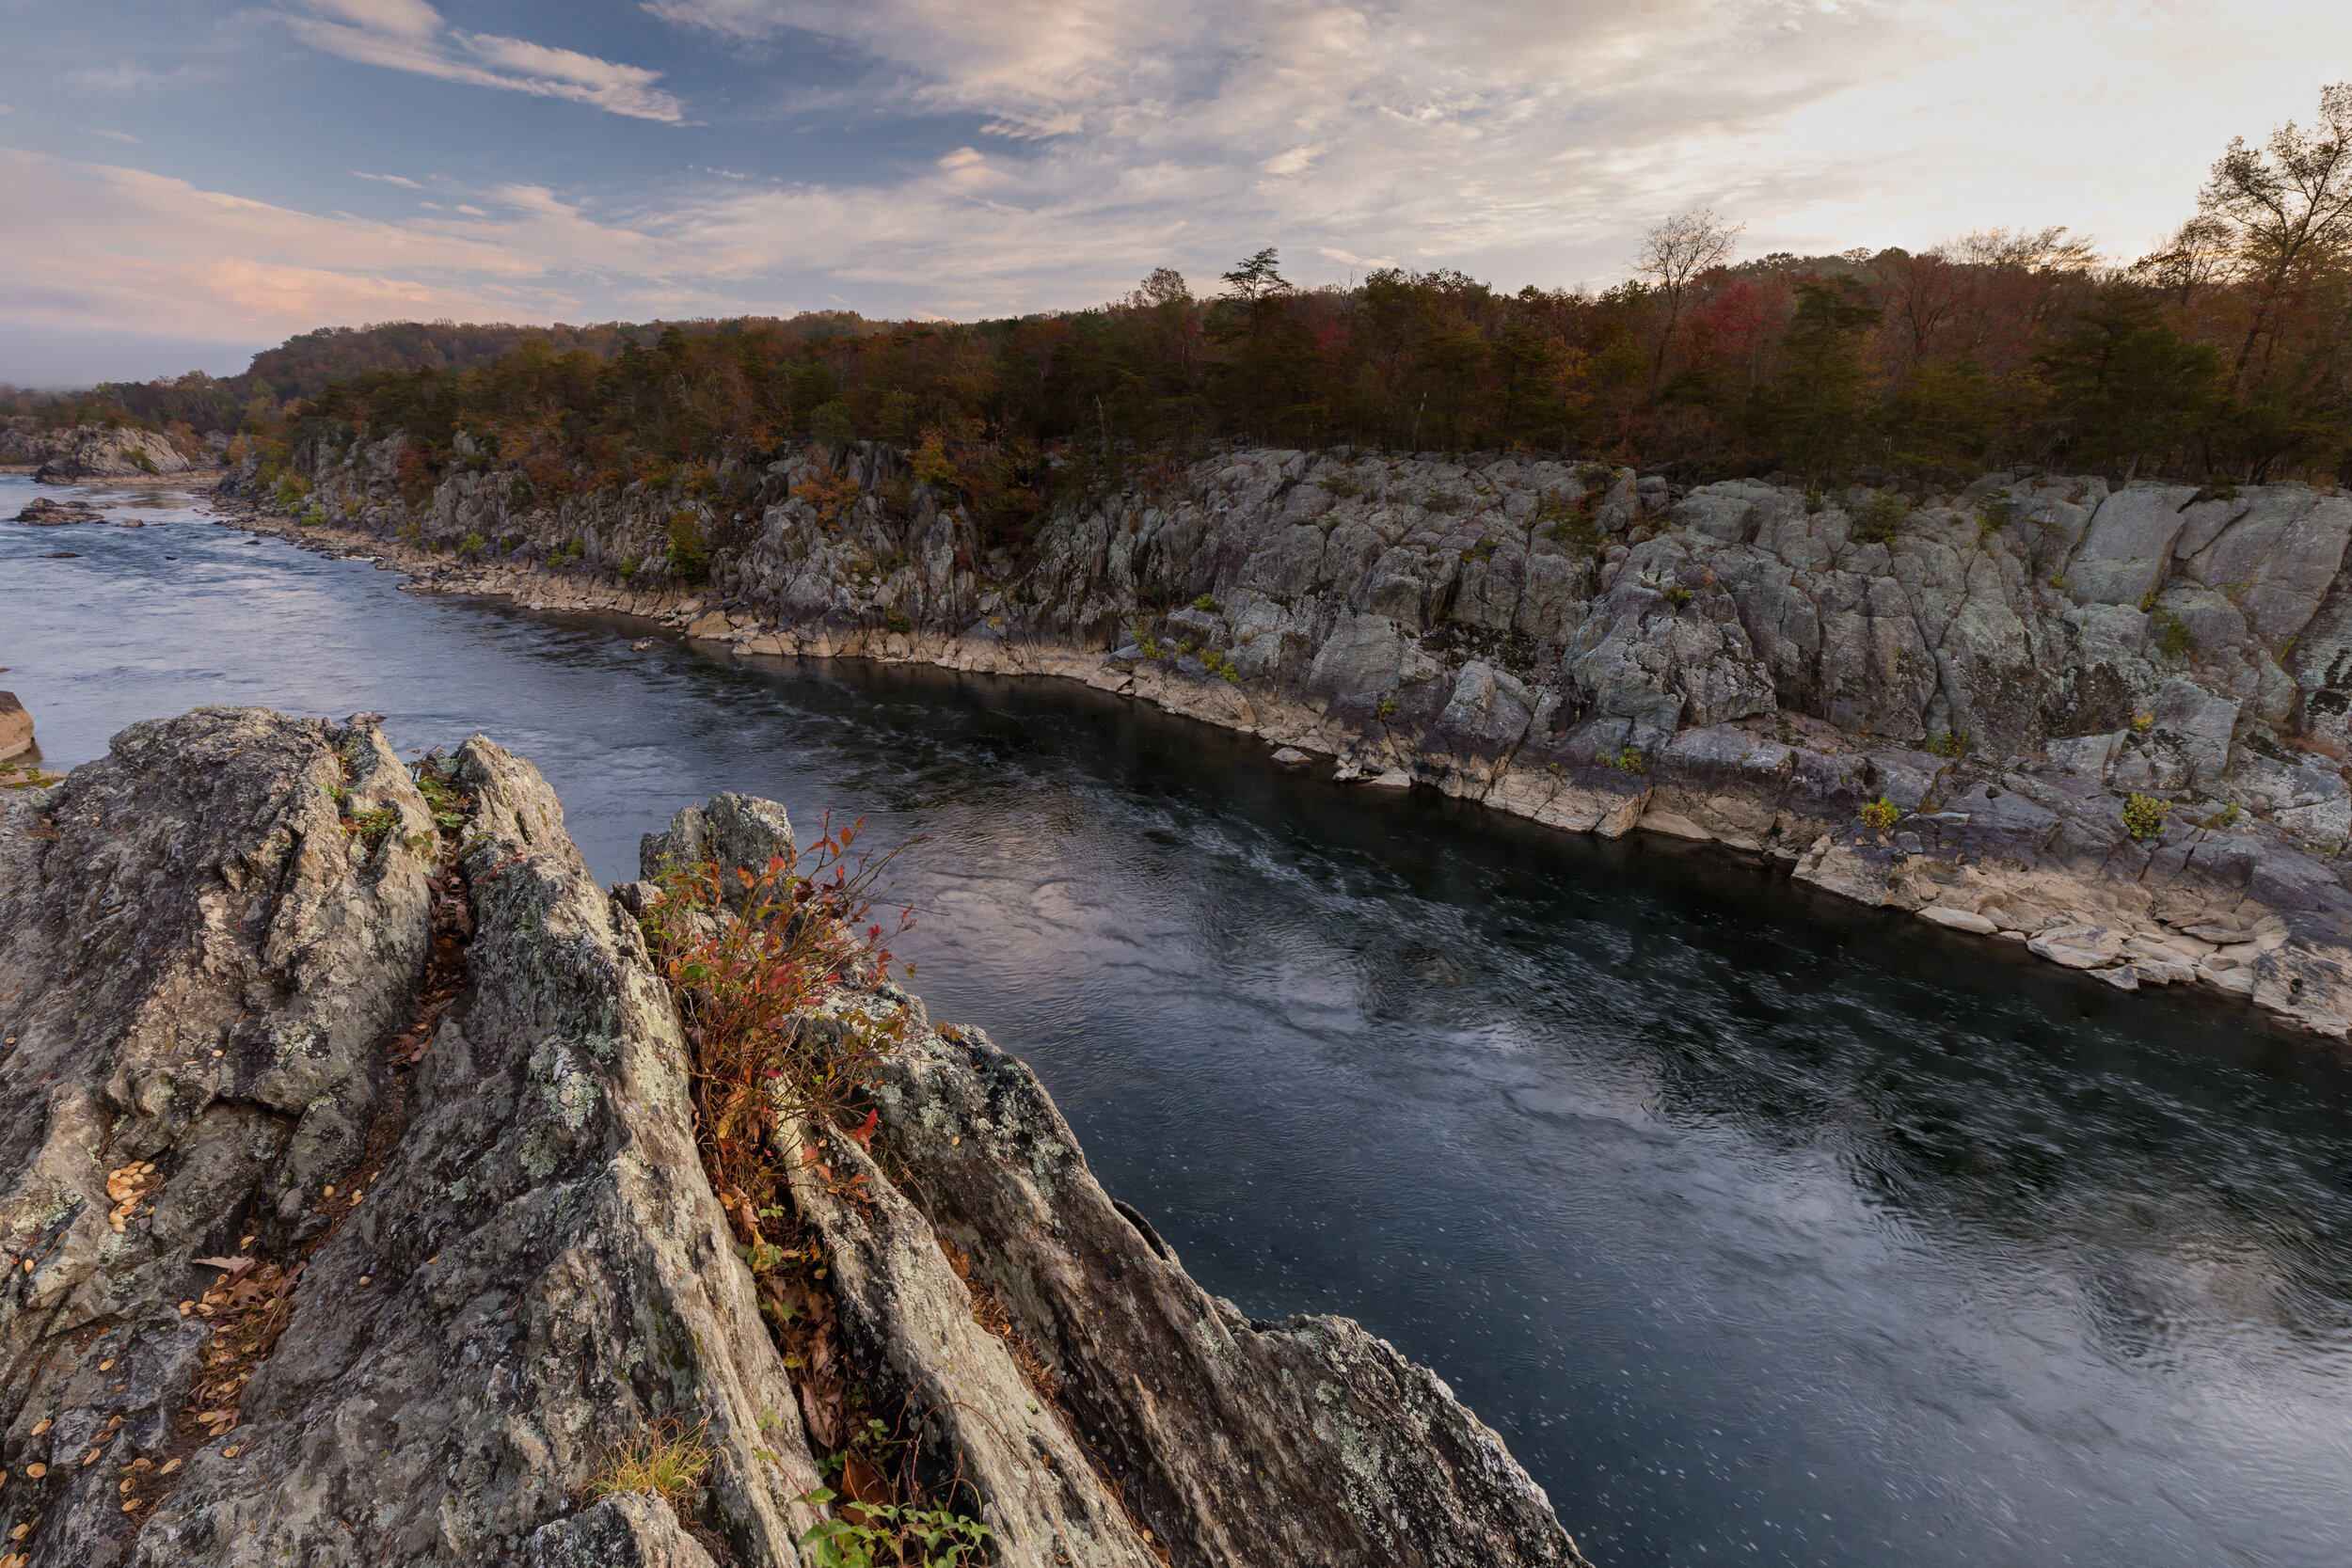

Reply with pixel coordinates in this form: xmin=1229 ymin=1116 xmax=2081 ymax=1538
xmin=229 ymin=438 xmax=2352 ymax=1037
xmin=2 ymin=424 xmax=200 ymax=483
xmin=0 ymin=708 xmax=1584 ymax=1568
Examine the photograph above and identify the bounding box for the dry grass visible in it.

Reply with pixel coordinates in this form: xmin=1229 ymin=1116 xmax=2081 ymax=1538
xmin=586 ymin=1417 xmax=715 ymax=1507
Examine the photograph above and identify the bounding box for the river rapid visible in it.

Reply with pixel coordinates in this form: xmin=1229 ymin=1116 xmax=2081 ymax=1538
xmin=7 ymin=474 xmax=2352 ymax=1567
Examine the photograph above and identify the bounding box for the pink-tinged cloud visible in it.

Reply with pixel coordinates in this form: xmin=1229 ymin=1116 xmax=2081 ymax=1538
xmin=285 ymin=2 xmax=684 ymax=122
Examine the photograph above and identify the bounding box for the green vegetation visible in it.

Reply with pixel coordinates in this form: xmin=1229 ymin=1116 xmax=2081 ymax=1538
xmin=666 ymin=513 xmax=710 ymax=584
xmin=1859 ymin=796 xmax=1900 ymax=832
xmin=793 ymin=1486 xmax=993 ymax=1568
xmin=2151 ymin=607 xmax=2196 ymax=657
xmin=2123 ymin=792 xmax=2171 ymax=841
xmin=1925 ymin=730 xmax=1969 ymax=758
xmin=1850 ymin=490 xmax=1908 ymax=545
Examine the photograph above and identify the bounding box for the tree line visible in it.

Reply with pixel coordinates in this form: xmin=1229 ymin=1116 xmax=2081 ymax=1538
xmin=10 ymin=84 xmax=2348 ymax=527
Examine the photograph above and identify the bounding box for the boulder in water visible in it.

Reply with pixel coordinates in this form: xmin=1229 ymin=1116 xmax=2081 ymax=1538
xmin=12 ymin=496 xmax=101 ymax=525
xmin=0 ymin=692 xmax=29 ymax=760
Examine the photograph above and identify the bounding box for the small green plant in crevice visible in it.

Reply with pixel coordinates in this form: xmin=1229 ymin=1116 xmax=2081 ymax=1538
xmin=793 ymin=1487 xmax=993 ymax=1568
xmin=666 ymin=512 xmax=711 ymax=584
xmin=2150 ymin=607 xmax=2194 ymax=658
xmin=2200 ymin=800 xmax=2242 ymax=830
xmin=1859 ymin=796 xmax=1900 ymax=832
xmin=618 ymin=554 xmax=642 ymax=578
xmin=1803 ymin=481 xmax=1825 ymax=515
xmin=1535 ymin=480 xmax=1606 ymax=554
xmin=1850 ymin=490 xmax=1908 ymax=546
xmin=1607 ymin=743 xmax=1645 ymax=774
xmin=2048 ymin=573 xmax=2071 ymax=591
xmin=585 ymin=1417 xmax=713 ymax=1509
xmin=550 ymin=536 xmax=586 ymax=565
xmin=1975 ymin=491 xmax=2018 ymax=539
xmin=412 ymin=767 xmax=470 ymax=832
xmin=2122 ymin=792 xmax=2169 ymax=841
xmin=1376 ymin=697 xmax=1400 ymax=721
xmin=882 ymin=609 xmax=912 ymax=635
xmin=1191 ymin=592 xmax=1217 ymax=611
xmin=2132 ymin=711 xmax=2154 ymax=732
xmin=343 ymin=806 xmax=398 ymax=852
xmin=1464 ymin=537 xmax=1498 ymax=563
xmin=1925 ymin=730 xmax=1969 ymax=758
xmin=1661 ymin=584 xmax=1692 ymax=609
xmin=458 ymin=531 xmax=488 ymax=557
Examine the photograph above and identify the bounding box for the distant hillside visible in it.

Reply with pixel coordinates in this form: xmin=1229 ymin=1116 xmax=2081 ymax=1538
xmin=0 ymin=312 xmax=882 ymax=435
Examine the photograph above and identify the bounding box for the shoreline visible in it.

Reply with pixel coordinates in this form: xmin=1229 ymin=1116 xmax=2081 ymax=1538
xmin=1 ymin=462 xmax=227 ymax=487
xmin=204 ymin=488 xmax=2352 ymax=1043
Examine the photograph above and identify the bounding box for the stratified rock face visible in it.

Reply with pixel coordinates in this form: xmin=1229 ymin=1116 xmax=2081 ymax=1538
xmin=128 ymin=736 xmax=823 ymax=1567
xmin=3 ymin=722 xmax=1587 ymax=1567
xmin=257 ymin=439 xmax=2352 ymax=1035
xmin=0 ymin=710 xmax=437 ymax=1567
xmin=5 ymin=425 xmax=194 ymax=482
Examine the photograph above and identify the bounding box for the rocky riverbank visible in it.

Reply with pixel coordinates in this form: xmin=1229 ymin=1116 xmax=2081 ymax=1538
xmin=213 ymin=436 xmax=2352 ymax=1039
xmin=0 ymin=708 xmax=1584 ymax=1568
xmin=1 ymin=423 xmax=215 ymax=485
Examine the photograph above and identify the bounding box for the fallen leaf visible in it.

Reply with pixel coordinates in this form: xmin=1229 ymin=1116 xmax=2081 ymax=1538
xmin=30 ymin=1418 xmax=50 ymax=1435
xmin=24 ymin=1464 xmax=44 ymax=1479
xmin=98 ymin=1359 xmax=114 ymax=1371
xmin=193 ymin=1256 xmax=256 ymax=1280
xmin=221 ymin=1445 xmax=241 ymax=1459
xmin=158 ymin=1458 xmax=181 ymax=1475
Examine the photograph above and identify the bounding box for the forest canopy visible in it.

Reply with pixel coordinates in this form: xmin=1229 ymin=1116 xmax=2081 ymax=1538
xmin=9 ymin=85 xmax=2350 ymax=511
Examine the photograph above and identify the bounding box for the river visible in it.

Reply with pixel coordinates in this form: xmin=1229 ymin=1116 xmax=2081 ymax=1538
xmin=7 ymin=473 xmax=2352 ymax=1566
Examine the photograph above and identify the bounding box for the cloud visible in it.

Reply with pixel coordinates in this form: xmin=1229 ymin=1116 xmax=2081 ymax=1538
xmin=628 ymin=0 xmax=2352 ymax=299
xmin=89 ymin=130 xmax=143 ymax=144
xmin=353 ymin=170 xmax=422 ymax=187
xmin=286 ymin=1 xmax=684 ymax=122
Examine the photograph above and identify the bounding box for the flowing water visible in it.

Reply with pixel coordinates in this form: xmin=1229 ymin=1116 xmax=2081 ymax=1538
xmin=7 ymin=474 xmax=2352 ymax=1566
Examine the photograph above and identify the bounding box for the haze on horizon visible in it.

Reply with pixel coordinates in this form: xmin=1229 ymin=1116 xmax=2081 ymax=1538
xmin=0 ymin=0 xmax=2345 ymax=387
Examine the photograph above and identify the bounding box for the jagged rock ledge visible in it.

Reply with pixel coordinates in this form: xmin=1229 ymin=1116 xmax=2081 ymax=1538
xmin=0 ymin=708 xmax=1584 ymax=1567
xmin=213 ymin=441 xmax=2352 ymax=1040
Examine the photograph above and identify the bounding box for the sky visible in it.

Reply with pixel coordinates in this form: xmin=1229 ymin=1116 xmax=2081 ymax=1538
xmin=0 ymin=0 xmax=2347 ymax=386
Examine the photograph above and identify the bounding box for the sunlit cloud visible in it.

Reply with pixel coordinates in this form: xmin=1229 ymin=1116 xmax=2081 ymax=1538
xmin=284 ymin=1 xmax=685 ymax=122
xmin=8 ymin=0 xmax=2352 ymax=380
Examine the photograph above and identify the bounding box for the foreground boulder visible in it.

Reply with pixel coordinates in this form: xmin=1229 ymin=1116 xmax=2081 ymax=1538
xmin=1 ymin=710 xmax=1584 ymax=1567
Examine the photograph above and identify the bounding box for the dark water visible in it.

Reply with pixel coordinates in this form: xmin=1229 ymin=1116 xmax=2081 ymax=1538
xmin=8 ymin=474 xmax=2352 ymax=1567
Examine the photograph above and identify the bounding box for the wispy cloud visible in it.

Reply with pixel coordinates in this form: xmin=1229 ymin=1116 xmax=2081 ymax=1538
xmin=630 ymin=0 xmax=2352 ymax=295
xmin=353 ymin=170 xmax=423 ymax=187
xmin=89 ymin=129 xmax=143 ymax=144
xmin=285 ymin=1 xmax=684 ymax=122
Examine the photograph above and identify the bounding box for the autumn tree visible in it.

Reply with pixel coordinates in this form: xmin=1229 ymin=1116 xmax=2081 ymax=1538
xmin=1633 ymin=210 xmax=1743 ymax=392
xmin=2198 ymin=82 xmax=2352 ymax=374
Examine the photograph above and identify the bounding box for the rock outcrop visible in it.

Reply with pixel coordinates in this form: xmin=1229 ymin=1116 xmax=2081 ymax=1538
xmin=2 ymin=424 xmax=197 ymax=483
xmin=10 ymin=499 xmax=103 ymax=526
xmin=227 ymin=439 xmax=2352 ymax=1037
xmin=0 ymin=696 xmax=29 ymax=763
xmin=2 ymin=711 xmax=1584 ymax=1567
